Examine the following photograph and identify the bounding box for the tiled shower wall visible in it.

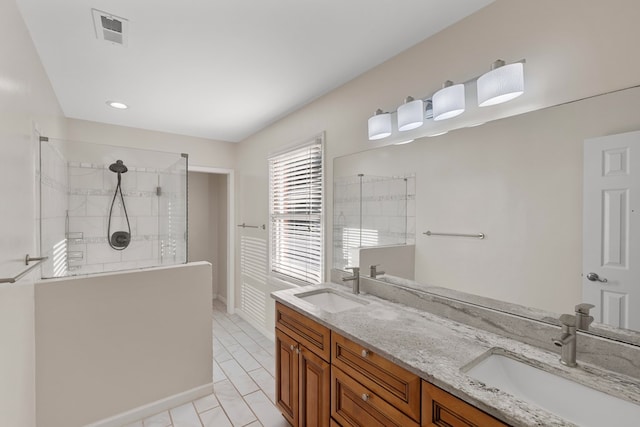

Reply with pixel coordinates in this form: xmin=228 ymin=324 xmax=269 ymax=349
xmin=65 ymin=162 xmax=161 ymax=275
xmin=40 ymin=142 xmax=69 ymax=278
xmin=333 ymin=174 xmax=416 ymax=270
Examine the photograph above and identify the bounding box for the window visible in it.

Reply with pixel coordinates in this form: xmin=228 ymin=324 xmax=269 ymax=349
xmin=269 ymin=136 xmax=323 ymax=284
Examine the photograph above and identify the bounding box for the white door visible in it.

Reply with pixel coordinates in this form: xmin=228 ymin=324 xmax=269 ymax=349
xmin=583 ymin=130 xmax=640 ymax=330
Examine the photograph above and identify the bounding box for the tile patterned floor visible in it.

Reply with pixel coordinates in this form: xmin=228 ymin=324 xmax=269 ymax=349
xmin=125 ymin=300 xmax=287 ymax=427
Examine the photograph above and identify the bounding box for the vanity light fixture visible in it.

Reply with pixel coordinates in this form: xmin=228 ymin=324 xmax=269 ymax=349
xmin=432 ymin=80 xmax=465 ymax=121
xmin=368 ymin=109 xmax=392 ymax=140
xmin=477 ymin=60 xmax=524 ymax=107
xmin=366 ymin=59 xmax=525 ymax=141
xmin=107 ymin=100 xmax=128 ymax=109
xmin=397 ymin=96 xmax=424 ymax=131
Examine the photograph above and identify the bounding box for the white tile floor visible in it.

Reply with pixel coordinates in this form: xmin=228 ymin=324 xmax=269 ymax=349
xmin=125 ymin=300 xmax=288 ymax=427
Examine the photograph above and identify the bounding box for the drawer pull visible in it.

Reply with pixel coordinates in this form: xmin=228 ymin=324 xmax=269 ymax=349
xmin=361 ymin=349 xmax=370 ymax=357
xmin=361 ymin=393 xmax=370 ymax=402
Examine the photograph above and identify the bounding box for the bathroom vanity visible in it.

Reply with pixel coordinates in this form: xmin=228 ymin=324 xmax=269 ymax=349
xmin=272 ymin=281 xmax=640 ymax=427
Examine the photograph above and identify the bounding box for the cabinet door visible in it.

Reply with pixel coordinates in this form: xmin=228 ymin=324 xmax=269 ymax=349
xmin=421 ymin=381 xmax=510 ymax=427
xmin=332 ymin=366 xmax=419 ymax=427
xmin=276 ymin=302 xmax=331 ymax=361
xmin=300 ymin=346 xmax=331 ymax=427
xmin=276 ymin=329 xmax=299 ymax=426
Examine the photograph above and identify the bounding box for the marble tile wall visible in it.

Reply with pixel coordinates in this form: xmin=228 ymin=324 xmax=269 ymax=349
xmin=39 ymin=142 xmax=68 ymax=278
xmin=334 ymin=174 xmax=416 ymax=270
xmin=64 ymin=162 xmax=162 ymax=275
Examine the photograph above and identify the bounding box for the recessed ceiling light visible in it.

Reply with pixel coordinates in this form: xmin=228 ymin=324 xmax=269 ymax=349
xmin=394 ymin=139 xmax=414 ymax=145
xmin=107 ymin=101 xmax=128 ymax=109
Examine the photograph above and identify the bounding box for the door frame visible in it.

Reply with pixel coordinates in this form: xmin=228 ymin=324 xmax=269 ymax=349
xmin=189 ymin=165 xmax=235 ymax=314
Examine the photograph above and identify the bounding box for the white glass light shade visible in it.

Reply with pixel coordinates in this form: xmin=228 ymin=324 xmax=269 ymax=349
xmin=432 ymin=83 xmax=465 ymax=121
xmin=477 ymin=62 xmax=524 ymax=107
xmin=368 ymin=110 xmax=392 ymax=140
xmin=397 ymin=98 xmax=424 ymax=131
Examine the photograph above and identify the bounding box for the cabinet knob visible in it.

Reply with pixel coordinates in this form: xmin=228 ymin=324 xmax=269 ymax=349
xmin=290 ymin=344 xmax=295 ymax=351
xmin=361 ymin=349 xmax=369 ymax=357
xmin=361 ymin=393 xmax=370 ymax=402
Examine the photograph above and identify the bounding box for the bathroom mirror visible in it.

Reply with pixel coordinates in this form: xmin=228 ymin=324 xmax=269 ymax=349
xmin=333 ymin=84 xmax=640 ymax=344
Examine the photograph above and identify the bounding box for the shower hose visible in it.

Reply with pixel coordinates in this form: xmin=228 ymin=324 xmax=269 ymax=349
xmin=107 ymin=171 xmax=132 ymax=250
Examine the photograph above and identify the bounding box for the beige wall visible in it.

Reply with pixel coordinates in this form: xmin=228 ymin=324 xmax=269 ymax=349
xmin=233 ymin=0 xmax=640 ymax=326
xmin=66 ymin=118 xmax=236 ymax=171
xmin=0 ymin=0 xmax=67 ymax=425
xmin=35 ymin=263 xmax=213 ymax=427
xmin=189 ymin=172 xmax=213 ymax=263
xmin=188 ymin=172 xmax=228 ymax=299
xmin=211 ymin=174 xmax=228 ymax=300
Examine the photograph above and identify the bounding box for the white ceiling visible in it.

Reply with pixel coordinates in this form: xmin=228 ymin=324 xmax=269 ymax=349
xmin=16 ymin=0 xmax=493 ymax=142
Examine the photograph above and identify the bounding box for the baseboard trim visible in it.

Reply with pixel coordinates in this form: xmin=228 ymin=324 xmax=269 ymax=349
xmin=85 ymin=383 xmax=213 ymax=427
xmin=217 ymin=295 xmax=227 ymax=304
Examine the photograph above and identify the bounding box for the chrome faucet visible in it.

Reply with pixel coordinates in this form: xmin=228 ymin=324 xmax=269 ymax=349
xmin=575 ymin=303 xmax=595 ymax=330
xmin=342 ymin=266 xmax=360 ymax=294
xmin=369 ymin=264 xmax=385 ymax=279
xmin=552 ymin=314 xmax=578 ymax=367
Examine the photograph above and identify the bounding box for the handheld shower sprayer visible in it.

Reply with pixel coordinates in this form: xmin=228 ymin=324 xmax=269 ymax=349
xmin=107 ymin=160 xmax=131 ymax=250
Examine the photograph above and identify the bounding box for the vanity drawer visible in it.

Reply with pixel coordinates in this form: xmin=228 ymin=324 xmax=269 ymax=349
xmin=331 ymin=333 xmax=421 ymax=422
xmin=422 ymin=381 xmax=510 ymax=427
xmin=276 ymin=302 xmax=331 ymax=361
xmin=332 ymin=366 xmax=419 ymax=427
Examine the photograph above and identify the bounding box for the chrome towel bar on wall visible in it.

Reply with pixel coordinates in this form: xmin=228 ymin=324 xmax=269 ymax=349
xmin=0 ymin=254 xmax=49 ymax=284
xmin=423 ymin=231 xmax=485 ymax=239
xmin=237 ymin=223 xmax=266 ymax=230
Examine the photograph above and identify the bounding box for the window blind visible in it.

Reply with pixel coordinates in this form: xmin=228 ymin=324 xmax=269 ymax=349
xmin=269 ymin=139 xmax=323 ymax=284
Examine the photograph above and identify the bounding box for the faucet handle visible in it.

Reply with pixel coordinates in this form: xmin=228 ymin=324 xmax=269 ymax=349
xmin=558 ymin=314 xmax=576 ymax=327
xmin=575 ymin=303 xmax=595 ymax=314
xmin=345 ymin=266 xmax=359 ymax=273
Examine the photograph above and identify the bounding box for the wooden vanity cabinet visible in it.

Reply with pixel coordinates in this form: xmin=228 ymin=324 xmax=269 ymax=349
xmin=421 ymin=381 xmax=510 ymax=427
xmin=276 ymin=302 xmax=331 ymax=427
xmin=275 ymin=302 xmax=511 ymax=427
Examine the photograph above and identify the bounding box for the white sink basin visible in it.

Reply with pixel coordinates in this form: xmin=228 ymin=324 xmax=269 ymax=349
xmin=296 ymin=288 xmax=367 ymax=313
xmin=464 ymin=351 xmax=640 ymax=427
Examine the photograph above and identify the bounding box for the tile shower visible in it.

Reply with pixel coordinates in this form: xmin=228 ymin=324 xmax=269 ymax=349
xmin=333 ymin=174 xmax=416 ymax=270
xmin=39 ymin=137 xmax=188 ymax=278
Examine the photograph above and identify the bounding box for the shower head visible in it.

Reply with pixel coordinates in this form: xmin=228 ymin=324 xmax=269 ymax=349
xmin=109 ymin=160 xmax=128 ymax=174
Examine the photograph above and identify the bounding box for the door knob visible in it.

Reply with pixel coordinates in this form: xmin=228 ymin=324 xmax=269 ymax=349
xmin=586 ymin=272 xmax=608 ymax=283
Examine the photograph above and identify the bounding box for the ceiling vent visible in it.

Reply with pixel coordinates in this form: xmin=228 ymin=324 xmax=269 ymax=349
xmin=92 ymin=9 xmax=128 ymax=46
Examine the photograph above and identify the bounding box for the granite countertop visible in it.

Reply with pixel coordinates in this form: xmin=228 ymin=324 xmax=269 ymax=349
xmin=271 ymin=283 xmax=640 ymax=427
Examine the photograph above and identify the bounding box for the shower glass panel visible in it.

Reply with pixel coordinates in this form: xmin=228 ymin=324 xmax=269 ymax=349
xmin=39 ymin=137 xmax=188 ymax=278
xmin=159 ymin=155 xmax=188 ymax=265
xmin=333 ymin=174 xmax=415 ymax=271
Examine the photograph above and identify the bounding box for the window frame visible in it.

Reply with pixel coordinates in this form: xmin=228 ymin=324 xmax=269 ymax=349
xmin=268 ymin=134 xmax=325 ymax=286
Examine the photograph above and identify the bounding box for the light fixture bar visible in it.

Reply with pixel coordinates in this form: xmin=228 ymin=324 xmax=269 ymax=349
xmin=366 ymin=59 xmax=525 ymax=140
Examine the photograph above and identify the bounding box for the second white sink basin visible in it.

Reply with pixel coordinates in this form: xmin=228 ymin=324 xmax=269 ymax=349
xmin=464 ymin=350 xmax=640 ymax=427
xmin=296 ymin=288 xmax=367 ymax=313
